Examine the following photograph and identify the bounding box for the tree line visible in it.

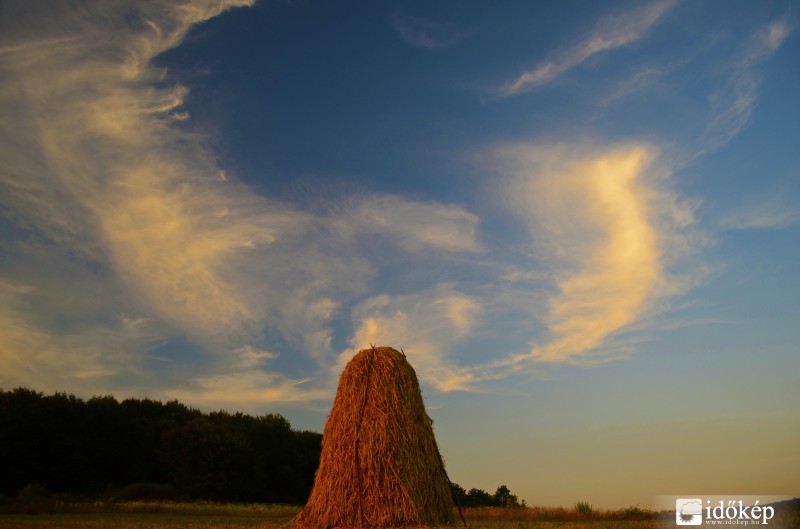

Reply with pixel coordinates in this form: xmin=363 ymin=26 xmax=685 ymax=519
xmin=451 ymin=483 xmax=524 ymax=508
xmin=0 ymin=387 xmax=522 ymax=507
xmin=0 ymin=387 xmax=320 ymax=503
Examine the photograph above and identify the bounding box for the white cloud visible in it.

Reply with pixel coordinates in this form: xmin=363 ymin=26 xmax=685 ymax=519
xmin=9 ymin=0 xmax=784 ymax=407
xmin=601 ymin=66 xmax=665 ymax=106
xmin=699 ymin=18 xmax=795 ymax=155
xmin=346 ymin=195 xmax=482 ymax=254
xmin=762 ymin=20 xmax=792 ymax=51
xmin=166 ymin=372 xmax=331 ymax=408
xmin=0 ymin=278 xmax=162 ymax=392
xmin=163 ymin=342 xmax=332 ymax=408
xmin=0 ymin=0 xmax=275 ymax=344
xmin=342 ymin=285 xmax=483 ymax=392
xmin=232 ymin=345 xmax=279 ymax=370
xmin=719 ymin=195 xmax=799 ymax=230
xmin=497 ymin=0 xmax=676 ymax=97
xmin=475 ymin=141 xmax=696 ymax=372
xmin=0 ymin=0 xmax=487 ymax=405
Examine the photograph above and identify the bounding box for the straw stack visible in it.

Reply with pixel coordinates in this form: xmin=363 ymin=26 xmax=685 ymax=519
xmin=294 ymin=346 xmax=455 ymax=528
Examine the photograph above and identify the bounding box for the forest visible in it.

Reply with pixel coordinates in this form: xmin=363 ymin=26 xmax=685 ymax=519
xmin=0 ymin=388 xmax=520 ymax=507
xmin=0 ymin=387 xmax=320 ymax=503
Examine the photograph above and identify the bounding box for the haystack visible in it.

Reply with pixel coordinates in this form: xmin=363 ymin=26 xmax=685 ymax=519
xmin=294 ymin=346 xmax=455 ymax=528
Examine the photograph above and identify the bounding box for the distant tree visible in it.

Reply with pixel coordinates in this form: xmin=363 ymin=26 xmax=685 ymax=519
xmin=450 ymin=482 xmax=468 ymax=506
xmin=447 ymin=482 xmax=523 ymax=508
xmin=245 ymin=413 xmax=296 ymax=501
xmin=80 ymin=395 xmax=125 ymax=488
xmin=160 ymin=416 xmax=260 ymax=501
xmin=41 ymin=392 xmax=85 ymax=491
xmin=466 ymin=487 xmax=495 ymax=507
xmin=117 ymin=397 xmax=195 ymax=485
xmin=291 ymin=429 xmax=323 ymax=502
xmin=493 ymin=485 xmax=521 ymax=507
xmin=0 ymin=388 xmax=47 ymax=494
xmin=0 ymin=387 xmax=321 ymax=502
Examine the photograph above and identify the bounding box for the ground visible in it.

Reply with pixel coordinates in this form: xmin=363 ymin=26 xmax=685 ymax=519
xmin=0 ymin=502 xmax=798 ymax=529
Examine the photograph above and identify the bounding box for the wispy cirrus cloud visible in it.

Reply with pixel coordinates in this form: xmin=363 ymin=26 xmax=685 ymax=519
xmin=2 ymin=0 xmax=791 ymax=411
xmin=342 ymin=285 xmax=483 ymax=392
xmin=497 ymin=0 xmax=676 ymax=97
xmin=0 ymin=0 xmax=485 ymax=405
xmin=699 ymin=18 xmax=795 ymax=155
xmin=477 ymin=142 xmax=695 ymax=371
xmin=391 ymin=12 xmax=462 ymax=49
xmin=345 ymin=195 xmax=482 ymax=253
xmin=332 ymin=141 xmax=698 ymax=388
xmin=719 ymin=194 xmax=799 ymax=230
xmin=0 ymin=277 xmax=161 ymax=392
xmin=165 ymin=345 xmax=331 ymax=410
xmin=600 ymin=66 xmax=666 ymax=106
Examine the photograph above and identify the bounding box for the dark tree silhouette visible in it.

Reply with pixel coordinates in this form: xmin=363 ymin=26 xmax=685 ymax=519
xmin=0 ymin=387 xmax=320 ymax=503
xmin=493 ymin=485 xmax=522 ymax=507
xmin=1 ymin=387 xmax=511 ymax=507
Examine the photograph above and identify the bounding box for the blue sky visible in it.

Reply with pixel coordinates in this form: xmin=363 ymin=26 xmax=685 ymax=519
xmin=1 ymin=0 xmax=798 ymax=508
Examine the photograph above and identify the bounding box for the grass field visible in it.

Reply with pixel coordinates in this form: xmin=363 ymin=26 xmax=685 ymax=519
xmin=0 ymin=502 xmax=797 ymax=529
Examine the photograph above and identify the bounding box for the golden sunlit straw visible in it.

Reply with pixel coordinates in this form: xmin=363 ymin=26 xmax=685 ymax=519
xmin=294 ymin=346 xmax=456 ymax=528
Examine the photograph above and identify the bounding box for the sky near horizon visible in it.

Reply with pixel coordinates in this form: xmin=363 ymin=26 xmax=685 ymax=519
xmin=1 ymin=0 xmax=799 ymax=509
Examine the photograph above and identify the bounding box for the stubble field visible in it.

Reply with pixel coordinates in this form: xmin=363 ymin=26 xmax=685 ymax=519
xmin=0 ymin=502 xmax=797 ymax=529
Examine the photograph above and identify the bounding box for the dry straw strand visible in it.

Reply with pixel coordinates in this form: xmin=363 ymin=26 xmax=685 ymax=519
xmin=294 ymin=346 xmax=456 ymax=528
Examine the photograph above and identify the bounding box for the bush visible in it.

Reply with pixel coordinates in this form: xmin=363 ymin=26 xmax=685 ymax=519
xmin=0 ymin=492 xmax=9 ymax=510
xmin=16 ymin=483 xmax=50 ymax=502
xmin=616 ymin=505 xmax=654 ymax=520
xmin=110 ymin=482 xmax=177 ymax=502
xmin=13 ymin=483 xmax=55 ymax=514
xmin=575 ymin=501 xmax=593 ymax=514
